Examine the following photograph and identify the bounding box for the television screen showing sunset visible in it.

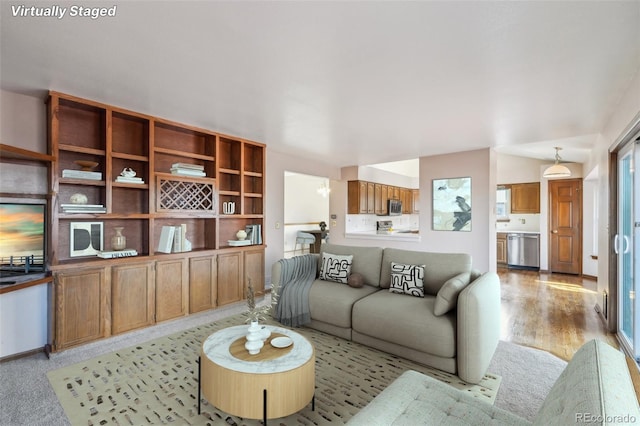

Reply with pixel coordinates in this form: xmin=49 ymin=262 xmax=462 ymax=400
xmin=0 ymin=204 xmax=45 ymax=263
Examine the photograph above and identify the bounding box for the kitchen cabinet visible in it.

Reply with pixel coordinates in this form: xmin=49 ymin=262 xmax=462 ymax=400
xmin=511 ymin=183 xmax=540 ymax=214
xmin=54 ymin=267 xmax=109 ymax=350
xmin=348 ymin=180 xmax=418 ymax=215
xmin=400 ymin=189 xmax=413 ymax=214
xmin=111 ymin=262 xmax=155 ymax=335
xmin=412 ymin=189 xmax=420 ymax=213
xmin=374 ymin=183 xmax=389 ymax=215
xmin=156 ymin=258 xmax=188 ymax=322
xmin=497 ymin=233 xmax=508 ymax=265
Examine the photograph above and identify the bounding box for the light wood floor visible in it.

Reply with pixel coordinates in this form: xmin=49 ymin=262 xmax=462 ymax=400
xmin=499 ymin=268 xmax=618 ymax=361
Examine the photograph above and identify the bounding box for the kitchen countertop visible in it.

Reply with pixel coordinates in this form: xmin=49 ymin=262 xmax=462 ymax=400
xmin=345 ymin=230 xmax=421 ymax=242
xmin=500 ymin=231 xmax=540 ymax=234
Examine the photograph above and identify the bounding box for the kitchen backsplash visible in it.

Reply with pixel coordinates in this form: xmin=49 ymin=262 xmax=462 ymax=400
xmin=496 ymin=214 xmax=540 ymax=232
xmin=346 ymin=214 xmax=420 ymax=232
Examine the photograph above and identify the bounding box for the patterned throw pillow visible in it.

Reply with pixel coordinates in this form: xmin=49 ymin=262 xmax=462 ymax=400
xmin=320 ymin=252 xmax=353 ymax=284
xmin=389 ymin=262 xmax=425 ymax=297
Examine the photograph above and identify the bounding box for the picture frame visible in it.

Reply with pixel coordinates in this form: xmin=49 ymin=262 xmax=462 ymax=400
xmin=432 ymin=177 xmax=471 ymax=231
xmin=70 ymin=222 xmax=103 ymax=257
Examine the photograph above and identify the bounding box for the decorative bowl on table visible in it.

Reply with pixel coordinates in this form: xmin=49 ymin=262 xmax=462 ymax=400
xmin=74 ymin=160 xmax=99 ymax=171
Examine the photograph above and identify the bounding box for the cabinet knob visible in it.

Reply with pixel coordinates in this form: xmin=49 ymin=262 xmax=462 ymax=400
xmin=552 ymin=230 xmax=558 ymax=234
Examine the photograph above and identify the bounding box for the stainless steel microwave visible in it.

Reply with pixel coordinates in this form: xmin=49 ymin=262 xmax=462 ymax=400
xmin=388 ymin=199 xmax=402 ymax=216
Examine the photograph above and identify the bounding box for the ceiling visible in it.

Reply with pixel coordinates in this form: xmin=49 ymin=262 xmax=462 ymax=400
xmin=2 ymin=1 xmax=639 ymax=167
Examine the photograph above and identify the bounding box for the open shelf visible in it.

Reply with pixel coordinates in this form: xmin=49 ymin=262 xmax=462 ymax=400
xmin=0 ymin=144 xmax=54 ymax=164
xmin=47 ymin=91 xmax=266 ymax=351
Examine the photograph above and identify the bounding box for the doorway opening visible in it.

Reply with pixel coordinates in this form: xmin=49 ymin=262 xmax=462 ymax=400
xmin=283 ymin=172 xmax=330 ymax=258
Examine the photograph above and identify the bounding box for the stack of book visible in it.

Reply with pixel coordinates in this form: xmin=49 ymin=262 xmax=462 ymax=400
xmin=62 ymin=169 xmax=102 ymax=180
xmin=115 ymin=175 xmax=145 ymax=184
xmin=61 ymin=204 xmax=106 ymax=214
xmin=171 ymin=163 xmax=205 ymax=177
xmin=157 ymin=224 xmax=192 ymax=253
xmin=245 ymin=224 xmax=263 ymax=245
xmin=97 ymin=249 xmax=138 ymax=259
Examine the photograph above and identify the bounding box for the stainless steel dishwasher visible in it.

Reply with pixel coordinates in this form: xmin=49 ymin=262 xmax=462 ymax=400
xmin=507 ymin=233 xmax=540 ymax=269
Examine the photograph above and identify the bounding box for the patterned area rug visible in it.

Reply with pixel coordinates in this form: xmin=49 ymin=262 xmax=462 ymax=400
xmin=47 ymin=314 xmax=501 ymax=425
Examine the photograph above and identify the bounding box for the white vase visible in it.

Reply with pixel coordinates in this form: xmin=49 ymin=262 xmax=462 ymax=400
xmin=259 ymin=325 xmax=271 ymax=342
xmin=245 ymin=321 xmax=264 ymax=355
xmin=236 ymin=229 xmax=247 ymax=240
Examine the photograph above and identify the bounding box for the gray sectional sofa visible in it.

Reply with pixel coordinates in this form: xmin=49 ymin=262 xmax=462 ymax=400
xmin=272 ymin=243 xmax=501 ymax=384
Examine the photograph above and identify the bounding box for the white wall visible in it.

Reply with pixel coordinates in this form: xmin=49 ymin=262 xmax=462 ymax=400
xmin=583 ymin=170 xmax=598 ymax=277
xmin=0 ymin=90 xmax=50 ymax=356
xmin=587 ymin=66 xmax=640 ymax=331
xmin=330 ymin=148 xmax=496 ymax=272
xmin=356 ymin=165 xmax=419 ymax=188
xmin=0 ymin=90 xmax=48 ymax=195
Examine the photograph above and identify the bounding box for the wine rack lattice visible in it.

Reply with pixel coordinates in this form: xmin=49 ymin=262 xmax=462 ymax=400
xmin=157 ymin=177 xmax=215 ymax=212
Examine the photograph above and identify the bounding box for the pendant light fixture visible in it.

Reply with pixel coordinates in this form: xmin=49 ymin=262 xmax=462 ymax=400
xmin=543 ymin=147 xmax=571 ymax=178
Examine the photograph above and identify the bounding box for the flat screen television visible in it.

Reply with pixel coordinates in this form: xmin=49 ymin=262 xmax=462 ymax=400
xmin=0 ymin=202 xmax=47 ymax=285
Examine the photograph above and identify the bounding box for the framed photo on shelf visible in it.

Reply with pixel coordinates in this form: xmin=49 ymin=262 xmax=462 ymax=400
xmin=432 ymin=177 xmax=471 ymax=232
xmin=70 ymin=222 xmax=104 ymax=257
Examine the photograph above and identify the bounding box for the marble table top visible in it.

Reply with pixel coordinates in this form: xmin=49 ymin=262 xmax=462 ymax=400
xmin=202 ymin=325 xmax=313 ymax=374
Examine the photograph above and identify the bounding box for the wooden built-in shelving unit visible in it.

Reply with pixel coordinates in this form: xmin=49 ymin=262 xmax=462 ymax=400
xmin=47 ymin=91 xmax=266 ymax=351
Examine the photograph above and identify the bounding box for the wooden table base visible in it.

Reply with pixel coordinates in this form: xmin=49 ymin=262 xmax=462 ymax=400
xmin=199 ymin=328 xmax=315 ymax=422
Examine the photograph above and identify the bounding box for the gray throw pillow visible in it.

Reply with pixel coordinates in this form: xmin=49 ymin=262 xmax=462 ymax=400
xmin=434 ymin=272 xmax=471 ymax=316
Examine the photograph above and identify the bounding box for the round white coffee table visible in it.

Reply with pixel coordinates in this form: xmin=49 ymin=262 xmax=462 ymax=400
xmin=200 ymin=325 xmax=315 ymax=422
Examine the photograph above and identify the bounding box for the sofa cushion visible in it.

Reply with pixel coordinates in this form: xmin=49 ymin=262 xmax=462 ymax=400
xmin=533 ymin=339 xmax=640 ymax=426
xmin=319 ymin=252 xmax=353 ymax=284
xmin=389 ymin=262 xmax=425 ymax=297
xmin=380 ymin=248 xmax=472 ymax=295
xmin=309 ymin=279 xmax=380 ymax=328
xmin=352 ymin=290 xmax=456 ymax=358
xmin=434 ymin=272 xmax=471 ymax=316
xmin=320 ymin=243 xmax=384 ymax=287
xmin=346 ymin=370 xmax=530 ymax=426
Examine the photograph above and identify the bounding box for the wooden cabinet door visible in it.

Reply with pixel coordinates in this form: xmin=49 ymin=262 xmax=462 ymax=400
xmin=111 ymin=262 xmax=155 ymax=334
xmin=497 ymin=234 xmax=507 ymax=264
xmin=348 ymin=181 xmax=365 ymax=214
xmin=511 ymin=183 xmax=540 ymax=213
xmin=366 ymin=182 xmax=375 ymax=214
xmin=54 ymin=267 xmax=109 ymax=350
xmin=391 ymin=186 xmax=400 ymax=200
xmin=400 ymin=189 xmax=412 ymax=213
xmin=189 ymin=255 xmax=217 ymax=313
xmin=244 ymin=248 xmax=265 ymax=298
xmin=412 ymin=189 xmax=420 ymax=213
xmin=374 ymin=183 xmax=383 ymax=215
xmin=156 ymin=258 xmax=188 ymax=322
xmin=218 ymin=251 xmax=243 ymax=306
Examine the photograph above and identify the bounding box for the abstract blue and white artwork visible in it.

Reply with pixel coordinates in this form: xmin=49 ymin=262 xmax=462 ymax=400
xmin=432 ymin=177 xmax=471 ymax=231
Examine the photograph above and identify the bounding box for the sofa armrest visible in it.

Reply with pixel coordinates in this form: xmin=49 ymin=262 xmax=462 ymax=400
xmin=457 ymin=272 xmax=501 ymax=384
xmin=270 ymin=254 xmax=319 ymax=293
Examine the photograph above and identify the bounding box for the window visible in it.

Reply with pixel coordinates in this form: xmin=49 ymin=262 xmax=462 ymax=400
xmin=496 ymin=186 xmax=510 ymax=220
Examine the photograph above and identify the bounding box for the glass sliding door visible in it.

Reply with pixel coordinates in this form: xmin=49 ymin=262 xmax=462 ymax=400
xmin=617 ymin=141 xmax=640 ymax=359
